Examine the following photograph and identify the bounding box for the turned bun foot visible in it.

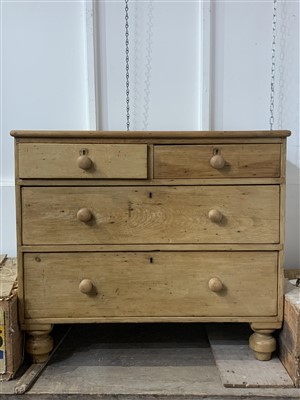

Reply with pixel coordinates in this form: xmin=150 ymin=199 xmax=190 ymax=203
xmin=26 ymin=327 xmax=53 ymax=363
xmin=252 ymin=350 xmax=273 ymax=361
xmin=249 ymin=329 xmax=276 ymax=361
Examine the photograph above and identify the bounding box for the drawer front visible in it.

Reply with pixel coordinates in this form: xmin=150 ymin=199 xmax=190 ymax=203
xmin=23 ymin=252 xmax=278 ymax=319
xmin=18 ymin=143 xmax=148 ymax=179
xmin=22 ymin=186 xmax=279 ymax=245
xmin=154 ymin=144 xmax=281 ymax=178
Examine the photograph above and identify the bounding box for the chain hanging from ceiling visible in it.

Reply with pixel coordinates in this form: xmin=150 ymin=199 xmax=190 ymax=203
xmin=126 ymin=2 xmax=279 ymax=131
xmin=125 ymin=0 xmax=154 ymax=131
xmin=269 ymin=0 xmax=278 ymax=130
xmin=142 ymin=0 xmax=154 ymax=131
xmin=125 ymin=0 xmax=130 ymax=131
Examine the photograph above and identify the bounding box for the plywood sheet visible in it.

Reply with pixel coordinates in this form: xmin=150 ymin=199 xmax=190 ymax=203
xmin=206 ymin=324 xmax=294 ymax=388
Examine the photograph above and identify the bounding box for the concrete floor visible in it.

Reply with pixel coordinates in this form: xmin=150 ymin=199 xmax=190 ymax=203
xmin=1 ymin=323 xmax=299 ymax=399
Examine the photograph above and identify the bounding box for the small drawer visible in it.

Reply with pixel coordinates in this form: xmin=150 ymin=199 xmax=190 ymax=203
xmin=23 ymin=251 xmax=278 ymax=319
xmin=154 ymin=144 xmax=281 ymax=178
xmin=18 ymin=143 xmax=148 ymax=179
xmin=22 ymin=185 xmax=279 ymax=245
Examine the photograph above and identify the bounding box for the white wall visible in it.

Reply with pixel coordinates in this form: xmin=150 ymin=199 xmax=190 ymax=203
xmin=212 ymin=0 xmax=299 ymax=268
xmin=96 ymin=1 xmax=203 ymax=131
xmin=0 ymin=1 xmax=89 ymax=256
xmin=1 ymin=1 xmax=299 ymax=268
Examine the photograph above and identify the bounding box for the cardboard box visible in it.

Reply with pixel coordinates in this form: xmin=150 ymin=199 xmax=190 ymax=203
xmin=0 ymin=255 xmax=23 ymax=381
xmin=278 ymin=274 xmax=300 ymax=388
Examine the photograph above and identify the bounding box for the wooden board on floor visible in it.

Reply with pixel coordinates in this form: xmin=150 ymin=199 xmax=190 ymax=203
xmin=0 ymin=254 xmax=8 ymax=265
xmin=206 ymin=324 xmax=294 ymax=388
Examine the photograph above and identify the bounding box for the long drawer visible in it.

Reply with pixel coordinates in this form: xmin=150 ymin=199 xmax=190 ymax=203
xmin=18 ymin=143 xmax=148 ymax=179
xmin=23 ymin=252 xmax=278 ymax=319
xmin=154 ymin=144 xmax=281 ymax=178
xmin=22 ymin=186 xmax=280 ymax=245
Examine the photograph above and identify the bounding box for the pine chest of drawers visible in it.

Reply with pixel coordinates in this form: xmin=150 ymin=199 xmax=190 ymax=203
xmin=11 ymin=130 xmax=290 ymax=362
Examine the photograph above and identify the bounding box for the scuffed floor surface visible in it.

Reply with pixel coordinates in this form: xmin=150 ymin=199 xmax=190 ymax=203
xmin=1 ymin=323 xmax=299 ymax=399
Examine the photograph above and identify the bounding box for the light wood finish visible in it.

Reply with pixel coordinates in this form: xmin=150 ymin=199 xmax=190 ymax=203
xmin=277 ymin=250 xmax=285 ymax=321
xmin=22 ymin=185 xmax=279 ymax=245
xmin=249 ymin=328 xmax=277 ymax=361
xmin=250 ymin=322 xmax=283 ymax=330
xmin=208 ymin=209 xmax=223 ymax=223
xmin=154 ymin=144 xmax=281 ymax=178
xmin=20 ymin=316 xmax=283 ymax=328
xmin=20 ymin=243 xmax=283 ymax=252
xmin=208 ymin=277 xmax=223 ymax=293
xmin=14 ymin=326 xmax=72 ymax=394
xmin=11 ymin=130 xmax=291 ymax=138
xmin=23 ymin=252 xmax=277 ymax=319
xmin=15 ymin=138 xmax=287 ymax=146
xmin=77 ymin=208 xmax=93 ymax=223
xmin=12 ymin=130 xmax=289 ymax=362
xmin=25 ymin=326 xmax=53 ymax=363
xmin=77 ymin=154 xmax=92 ymax=170
xmin=79 ymin=279 xmax=97 ymax=296
xmin=17 ymin=177 xmax=285 ymax=186
xmin=18 ymin=143 xmax=148 ymax=179
xmin=210 ymin=154 xmax=226 ymax=169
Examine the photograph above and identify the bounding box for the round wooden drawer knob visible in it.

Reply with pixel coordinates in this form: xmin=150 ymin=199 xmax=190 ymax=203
xmin=208 ymin=277 xmax=223 ymax=293
xmin=210 ymin=154 xmax=225 ymax=169
xmin=79 ymin=279 xmax=94 ymax=294
xmin=208 ymin=209 xmax=223 ymax=223
xmin=77 ymin=155 xmax=92 ymax=170
xmin=77 ymin=208 xmax=92 ymax=223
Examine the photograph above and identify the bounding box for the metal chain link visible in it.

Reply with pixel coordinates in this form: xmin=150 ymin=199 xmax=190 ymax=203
xmin=270 ymin=0 xmax=278 ymax=130
xmin=125 ymin=0 xmax=130 ymax=131
xmin=278 ymin=0 xmax=287 ymax=129
xmin=142 ymin=0 xmax=154 ymax=131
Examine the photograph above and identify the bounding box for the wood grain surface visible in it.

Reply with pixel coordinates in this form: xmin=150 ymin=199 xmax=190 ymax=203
xmin=18 ymin=143 xmax=148 ymax=179
xmin=21 ymin=186 xmax=280 ymax=245
xmin=154 ymin=144 xmax=281 ymax=178
xmin=10 ymin=130 xmax=292 ymax=138
xmin=12 ymin=131 xmax=289 ymax=363
xmin=23 ymin=251 xmax=278 ymax=319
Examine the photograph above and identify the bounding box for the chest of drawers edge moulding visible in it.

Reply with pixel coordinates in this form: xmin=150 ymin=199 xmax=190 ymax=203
xmin=11 ymin=130 xmax=291 ymax=363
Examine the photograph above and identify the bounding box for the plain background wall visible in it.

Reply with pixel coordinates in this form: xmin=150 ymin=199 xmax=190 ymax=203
xmin=1 ymin=0 xmax=299 ymax=268
xmin=1 ymin=1 xmax=89 ymax=256
xmin=100 ymin=1 xmax=202 ymax=131
xmin=211 ymin=1 xmax=300 ymax=268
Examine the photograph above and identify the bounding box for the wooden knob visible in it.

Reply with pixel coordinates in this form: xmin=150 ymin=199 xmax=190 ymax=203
xmin=77 ymin=155 xmax=92 ymax=170
xmin=208 ymin=209 xmax=223 ymax=223
xmin=79 ymin=279 xmax=94 ymax=294
xmin=210 ymin=154 xmax=225 ymax=169
xmin=77 ymin=208 xmax=92 ymax=222
xmin=208 ymin=277 xmax=223 ymax=293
